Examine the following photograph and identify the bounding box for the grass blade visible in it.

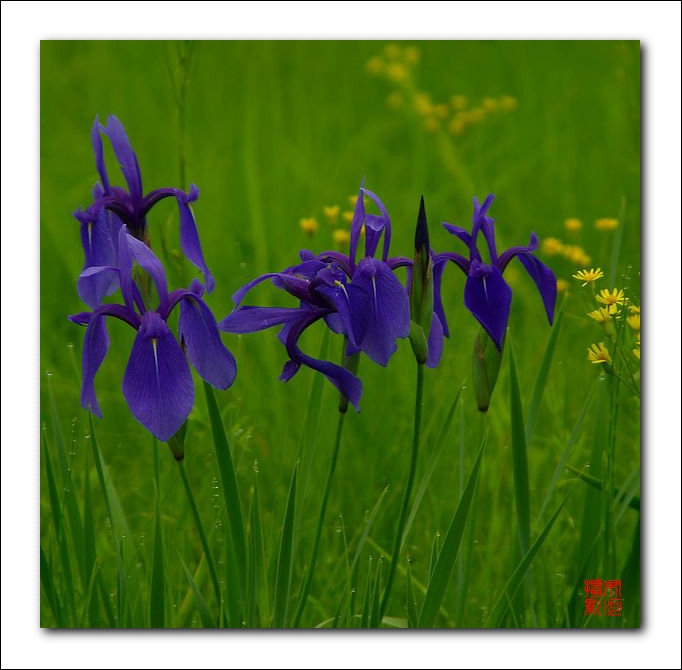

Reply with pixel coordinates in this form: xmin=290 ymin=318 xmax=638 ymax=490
xmin=77 ymin=559 xmax=100 ymax=627
xmin=272 ymin=464 xmax=298 ymax=628
xmin=403 ymin=385 xmax=463 ymax=544
xmin=179 ymin=552 xmax=217 ymax=628
xmin=369 ymin=559 xmax=383 ymax=628
xmin=526 ymin=299 xmax=565 ymax=444
xmin=487 ymin=490 xmax=573 ymax=627
xmin=40 ymin=544 xmax=62 ymax=627
xmin=149 ymin=482 xmax=166 ymax=628
xmin=418 ymin=436 xmax=486 ymax=628
xmin=203 ymin=382 xmax=247 ymax=598
xmin=349 ymin=485 xmax=390 ymax=576
xmin=608 ymin=196 xmax=627 ymax=289
xmin=406 ymin=559 xmax=419 ymax=628
xmin=509 ymin=333 xmax=531 ymax=555
xmin=535 ymin=378 xmax=598 ymax=524
xmin=565 ymin=465 xmax=640 ymax=512
xmin=250 ymin=474 xmax=270 ymax=626
xmin=177 ymin=460 xmax=221 ymax=611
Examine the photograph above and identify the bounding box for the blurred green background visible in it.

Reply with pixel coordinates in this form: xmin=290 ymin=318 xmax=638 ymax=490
xmin=40 ymin=40 xmax=640 ymax=627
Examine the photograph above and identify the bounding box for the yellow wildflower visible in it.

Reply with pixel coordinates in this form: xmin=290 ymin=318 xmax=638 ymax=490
xmin=628 ymin=304 xmax=640 ymax=314
xmin=563 ymin=245 xmax=590 ymax=265
xmin=347 ymin=194 xmax=359 ymax=207
xmin=587 ymin=342 xmax=611 ymax=365
xmin=587 ymin=307 xmax=611 ymax=324
xmin=404 ymin=46 xmax=420 ymax=64
xmin=542 ymin=237 xmax=564 ymax=255
xmin=366 ymin=56 xmax=384 ymax=75
xmin=385 ymin=62 xmax=408 ymax=83
xmin=299 ymin=217 xmax=318 ymax=236
xmin=450 ymin=95 xmax=468 ymax=110
xmin=564 ymin=218 xmax=582 ymax=232
xmin=627 ymin=313 xmax=640 ymax=331
xmin=572 ymin=268 xmax=605 ymax=286
xmin=596 ymin=288 xmax=626 ymax=311
xmin=342 ymin=210 xmax=354 ymax=224
xmin=633 ymin=334 xmax=640 ymax=360
xmin=333 ymin=229 xmax=350 ymax=247
xmin=500 ymin=95 xmax=518 ymax=111
xmin=556 ymin=279 xmax=569 ymax=293
xmin=469 ymin=107 xmax=486 ymax=123
xmin=595 ymin=217 xmax=619 ymax=231
xmin=483 ymin=97 xmax=498 ymax=112
xmin=323 ymin=205 xmax=339 ymax=225
xmin=414 ymin=92 xmax=433 ymax=116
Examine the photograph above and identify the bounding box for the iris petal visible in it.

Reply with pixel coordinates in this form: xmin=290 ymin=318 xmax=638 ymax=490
xmin=176 ymin=185 xmax=215 ymax=293
xmin=122 ymin=314 xmax=193 ymax=442
xmin=79 ymin=311 xmax=110 ymax=417
xmin=464 ymin=265 xmax=511 ymax=350
xmin=91 ymin=115 xmax=109 ymax=194
xmin=103 ymin=115 xmax=143 ymax=202
xmin=517 ymin=253 xmax=557 ymax=325
xmin=349 ymin=257 xmax=410 ymax=366
xmin=426 ymin=313 xmax=444 ymax=369
xmin=219 ymin=306 xmax=318 ymax=333
xmin=179 ymin=295 xmax=237 ymax=390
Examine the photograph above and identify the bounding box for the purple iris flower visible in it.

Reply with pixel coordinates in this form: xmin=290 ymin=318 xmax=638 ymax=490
xmin=307 ymin=185 xmax=412 ymax=366
xmin=73 ymin=115 xmax=213 ymax=308
xmin=218 ymin=255 xmax=363 ymax=410
xmin=69 ymin=227 xmax=236 ymax=442
xmin=434 ymin=194 xmax=557 ymax=350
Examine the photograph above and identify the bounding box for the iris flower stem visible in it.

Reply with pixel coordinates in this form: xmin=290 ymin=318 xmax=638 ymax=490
xmin=177 ymin=459 xmax=222 ymax=611
xmin=380 ymin=362 xmax=424 ymax=621
xmin=292 ymin=409 xmax=346 ymax=627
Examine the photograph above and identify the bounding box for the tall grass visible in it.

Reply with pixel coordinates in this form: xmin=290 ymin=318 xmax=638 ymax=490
xmin=40 ymin=39 xmax=640 ymax=628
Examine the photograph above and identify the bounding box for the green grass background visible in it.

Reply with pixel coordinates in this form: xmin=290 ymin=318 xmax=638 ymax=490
xmin=40 ymin=40 xmax=640 ymax=627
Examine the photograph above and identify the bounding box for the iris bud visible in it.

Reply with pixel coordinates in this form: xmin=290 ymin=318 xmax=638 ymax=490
xmin=167 ymin=420 xmax=187 ymax=460
xmin=472 ymin=328 xmax=503 ymax=412
xmin=409 ymin=196 xmax=433 ymax=365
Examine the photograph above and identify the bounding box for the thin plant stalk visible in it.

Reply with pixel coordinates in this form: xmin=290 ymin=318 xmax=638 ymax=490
xmin=380 ymin=362 xmax=425 ymax=620
xmin=292 ymin=341 xmax=355 ymax=627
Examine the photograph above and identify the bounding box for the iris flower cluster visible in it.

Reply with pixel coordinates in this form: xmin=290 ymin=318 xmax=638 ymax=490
xmin=69 ymin=116 xmax=558 ymax=444
xmin=69 ymin=116 xmax=233 ymax=443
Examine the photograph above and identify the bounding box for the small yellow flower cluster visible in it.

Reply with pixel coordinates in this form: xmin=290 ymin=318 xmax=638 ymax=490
xmin=556 ymin=278 xmax=569 ymax=293
xmin=299 ymin=217 xmax=318 ymax=236
xmin=587 ymin=342 xmax=611 ymax=365
xmin=299 ymin=195 xmax=367 ymax=246
xmin=366 ymin=44 xmax=517 ymax=135
xmin=564 ymin=218 xmax=582 ymax=232
xmin=543 ymin=236 xmax=591 ymax=266
xmin=584 ymin=285 xmax=641 ymax=367
xmin=595 ymin=217 xmax=619 ymax=231
xmin=572 ymin=268 xmax=604 ymax=286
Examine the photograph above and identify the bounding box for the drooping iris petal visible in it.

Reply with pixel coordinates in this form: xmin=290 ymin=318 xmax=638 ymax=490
xmin=91 ymin=115 xmax=109 ymax=194
xmin=219 ymin=306 xmax=319 ymax=333
xmin=175 ymin=185 xmax=214 ymax=293
xmin=517 ymin=253 xmax=557 ymax=325
xmin=282 ymin=316 xmax=362 ymax=410
xmin=464 ymin=264 xmax=511 ymax=351
xmin=122 ymin=313 xmax=193 ymax=442
xmin=78 ymin=311 xmax=109 ymax=417
xmin=361 ymin=187 xmax=391 ymax=261
xmin=426 ymin=313 xmax=444 ymax=369
xmin=103 ymin=115 xmax=143 ymax=202
xmin=349 ymin=257 xmax=410 ymax=366
xmin=443 ymin=223 xmax=473 ymax=251
xmin=178 ymin=295 xmax=236 ymax=390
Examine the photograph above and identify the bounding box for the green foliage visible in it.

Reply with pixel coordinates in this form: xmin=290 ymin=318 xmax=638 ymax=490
xmin=40 ymin=40 xmax=640 ymax=628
